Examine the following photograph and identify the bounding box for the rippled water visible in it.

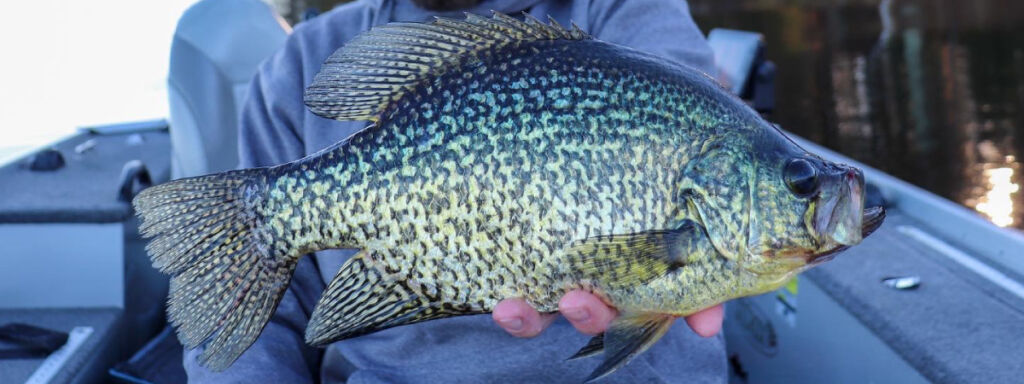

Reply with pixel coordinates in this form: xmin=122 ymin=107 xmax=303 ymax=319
xmin=690 ymin=0 xmax=1024 ymax=231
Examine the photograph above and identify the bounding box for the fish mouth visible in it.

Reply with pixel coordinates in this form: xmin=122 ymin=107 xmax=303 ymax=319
xmin=813 ymin=169 xmax=867 ymax=246
xmin=809 ymin=206 xmax=886 ymax=265
xmin=860 ymin=205 xmax=886 ymax=237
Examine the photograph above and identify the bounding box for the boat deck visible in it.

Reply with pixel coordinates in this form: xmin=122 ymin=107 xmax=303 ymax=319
xmin=805 ymin=204 xmax=1024 ymax=383
xmin=0 ymin=308 xmax=122 ymax=383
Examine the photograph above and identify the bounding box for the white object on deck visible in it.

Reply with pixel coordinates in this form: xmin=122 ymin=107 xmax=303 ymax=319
xmin=898 ymin=225 xmax=1024 ymax=300
xmin=24 ymin=326 xmax=94 ymax=384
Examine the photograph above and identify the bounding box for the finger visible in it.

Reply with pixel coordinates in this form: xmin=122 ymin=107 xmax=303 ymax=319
xmin=684 ymin=304 xmax=724 ymax=338
xmin=558 ymin=290 xmax=618 ymax=335
xmin=493 ymin=298 xmax=555 ymax=338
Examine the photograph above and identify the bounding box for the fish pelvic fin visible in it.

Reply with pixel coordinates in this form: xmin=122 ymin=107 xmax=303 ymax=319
xmin=133 ymin=169 xmax=298 ymax=371
xmin=304 ymin=11 xmax=590 ymax=122
xmin=583 ymin=313 xmax=675 ymax=383
xmin=568 ymin=333 xmax=604 ymax=361
xmin=304 ymin=253 xmax=454 ymax=346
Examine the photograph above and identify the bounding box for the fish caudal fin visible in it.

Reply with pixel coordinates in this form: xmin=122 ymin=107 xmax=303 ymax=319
xmin=304 ymin=254 xmax=449 ymax=346
xmin=133 ymin=170 xmax=297 ymax=371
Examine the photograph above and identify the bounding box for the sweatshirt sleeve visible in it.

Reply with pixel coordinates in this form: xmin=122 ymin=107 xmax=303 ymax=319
xmin=182 ymin=26 xmax=324 ymax=384
xmin=236 ymin=37 xmax=309 ymax=169
xmin=586 ymin=0 xmax=715 ymax=75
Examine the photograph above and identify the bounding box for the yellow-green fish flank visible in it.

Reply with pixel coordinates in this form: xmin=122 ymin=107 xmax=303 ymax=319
xmin=133 ymin=13 xmax=884 ymax=381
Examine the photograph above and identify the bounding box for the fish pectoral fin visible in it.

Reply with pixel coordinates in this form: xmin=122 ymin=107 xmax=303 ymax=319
xmin=568 ymin=333 xmax=604 ymax=360
xmin=305 ymin=252 xmax=439 ymax=346
xmin=584 ymin=313 xmax=675 ymax=383
xmin=567 ymin=220 xmax=706 ymax=285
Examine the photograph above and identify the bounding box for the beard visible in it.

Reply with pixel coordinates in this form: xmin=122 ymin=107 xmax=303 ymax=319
xmin=410 ymin=0 xmax=484 ymax=11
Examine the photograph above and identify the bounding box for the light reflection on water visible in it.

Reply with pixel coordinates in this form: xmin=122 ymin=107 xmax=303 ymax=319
xmin=691 ymin=0 xmax=1024 ymax=231
xmin=974 ymin=165 xmax=1019 ymax=227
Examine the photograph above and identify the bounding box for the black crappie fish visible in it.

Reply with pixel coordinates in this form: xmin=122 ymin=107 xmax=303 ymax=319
xmin=134 ymin=13 xmax=885 ymax=381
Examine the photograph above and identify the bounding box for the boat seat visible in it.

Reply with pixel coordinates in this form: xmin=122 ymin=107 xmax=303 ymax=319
xmin=167 ymin=0 xmax=289 ymax=179
xmin=708 ymin=28 xmax=775 ymax=113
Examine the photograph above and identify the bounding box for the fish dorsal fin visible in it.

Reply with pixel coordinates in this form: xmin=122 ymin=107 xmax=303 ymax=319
xmin=304 ymin=12 xmax=589 ymax=122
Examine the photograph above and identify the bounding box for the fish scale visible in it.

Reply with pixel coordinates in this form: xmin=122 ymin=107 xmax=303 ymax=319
xmin=262 ymin=41 xmax=711 ymax=313
xmin=133 ymin=13 xmax=884 ymax=381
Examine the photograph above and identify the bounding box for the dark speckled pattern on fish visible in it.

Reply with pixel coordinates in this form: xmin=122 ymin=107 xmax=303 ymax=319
xmin=273 ymin=37 xmax=749 ymax=313
xmin=133 ymin=13 xmax=883 ymax=380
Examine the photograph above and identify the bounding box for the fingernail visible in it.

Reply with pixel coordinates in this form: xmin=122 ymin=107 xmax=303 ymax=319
xmin=563 ymin=308 xmax=590 ymax=323
xmin=499 ymin=317 xmax=524 ymax=332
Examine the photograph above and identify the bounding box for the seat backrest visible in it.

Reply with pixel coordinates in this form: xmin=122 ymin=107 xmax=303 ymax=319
xmin=707 ymin=28 xmax=764 ymax=96
xmin=168 ymin=0 xmax=289 ymax=178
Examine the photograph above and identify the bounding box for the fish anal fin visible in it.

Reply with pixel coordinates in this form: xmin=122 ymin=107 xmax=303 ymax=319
xmin=307 ymin=253 xmax=418 ymax=345
xmin=584 ymin=313 xmax=675 ymax=383
xmin=305 ymin=252 xmax=478 ymax=346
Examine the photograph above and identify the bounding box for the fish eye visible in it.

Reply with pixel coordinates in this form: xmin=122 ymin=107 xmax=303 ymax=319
xmin=784 ymin=158 xmax=819 ymax=198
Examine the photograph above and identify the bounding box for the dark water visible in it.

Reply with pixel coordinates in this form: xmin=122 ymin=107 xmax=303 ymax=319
xmin=690 ymin=0 xmax=1024 ymax=231
xmin=271 ymin=0 xmax=1024 ymax=231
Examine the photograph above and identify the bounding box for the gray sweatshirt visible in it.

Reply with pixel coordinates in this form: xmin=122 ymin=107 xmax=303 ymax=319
xmin=184 ymin=0 xmax=725 ymax=382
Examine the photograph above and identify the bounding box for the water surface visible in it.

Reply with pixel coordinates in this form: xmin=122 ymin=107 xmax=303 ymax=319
xmin=691 ymin=0 xmax=1024 ymax=231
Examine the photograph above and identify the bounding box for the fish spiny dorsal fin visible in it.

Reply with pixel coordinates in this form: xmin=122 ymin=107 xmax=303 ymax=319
xmin=304 ymin=12 xmax=590 ymax=122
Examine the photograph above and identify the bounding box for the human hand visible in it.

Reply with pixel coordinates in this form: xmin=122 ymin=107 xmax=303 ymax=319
xmin=492 ymin=290 xmax=724 ymax=338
